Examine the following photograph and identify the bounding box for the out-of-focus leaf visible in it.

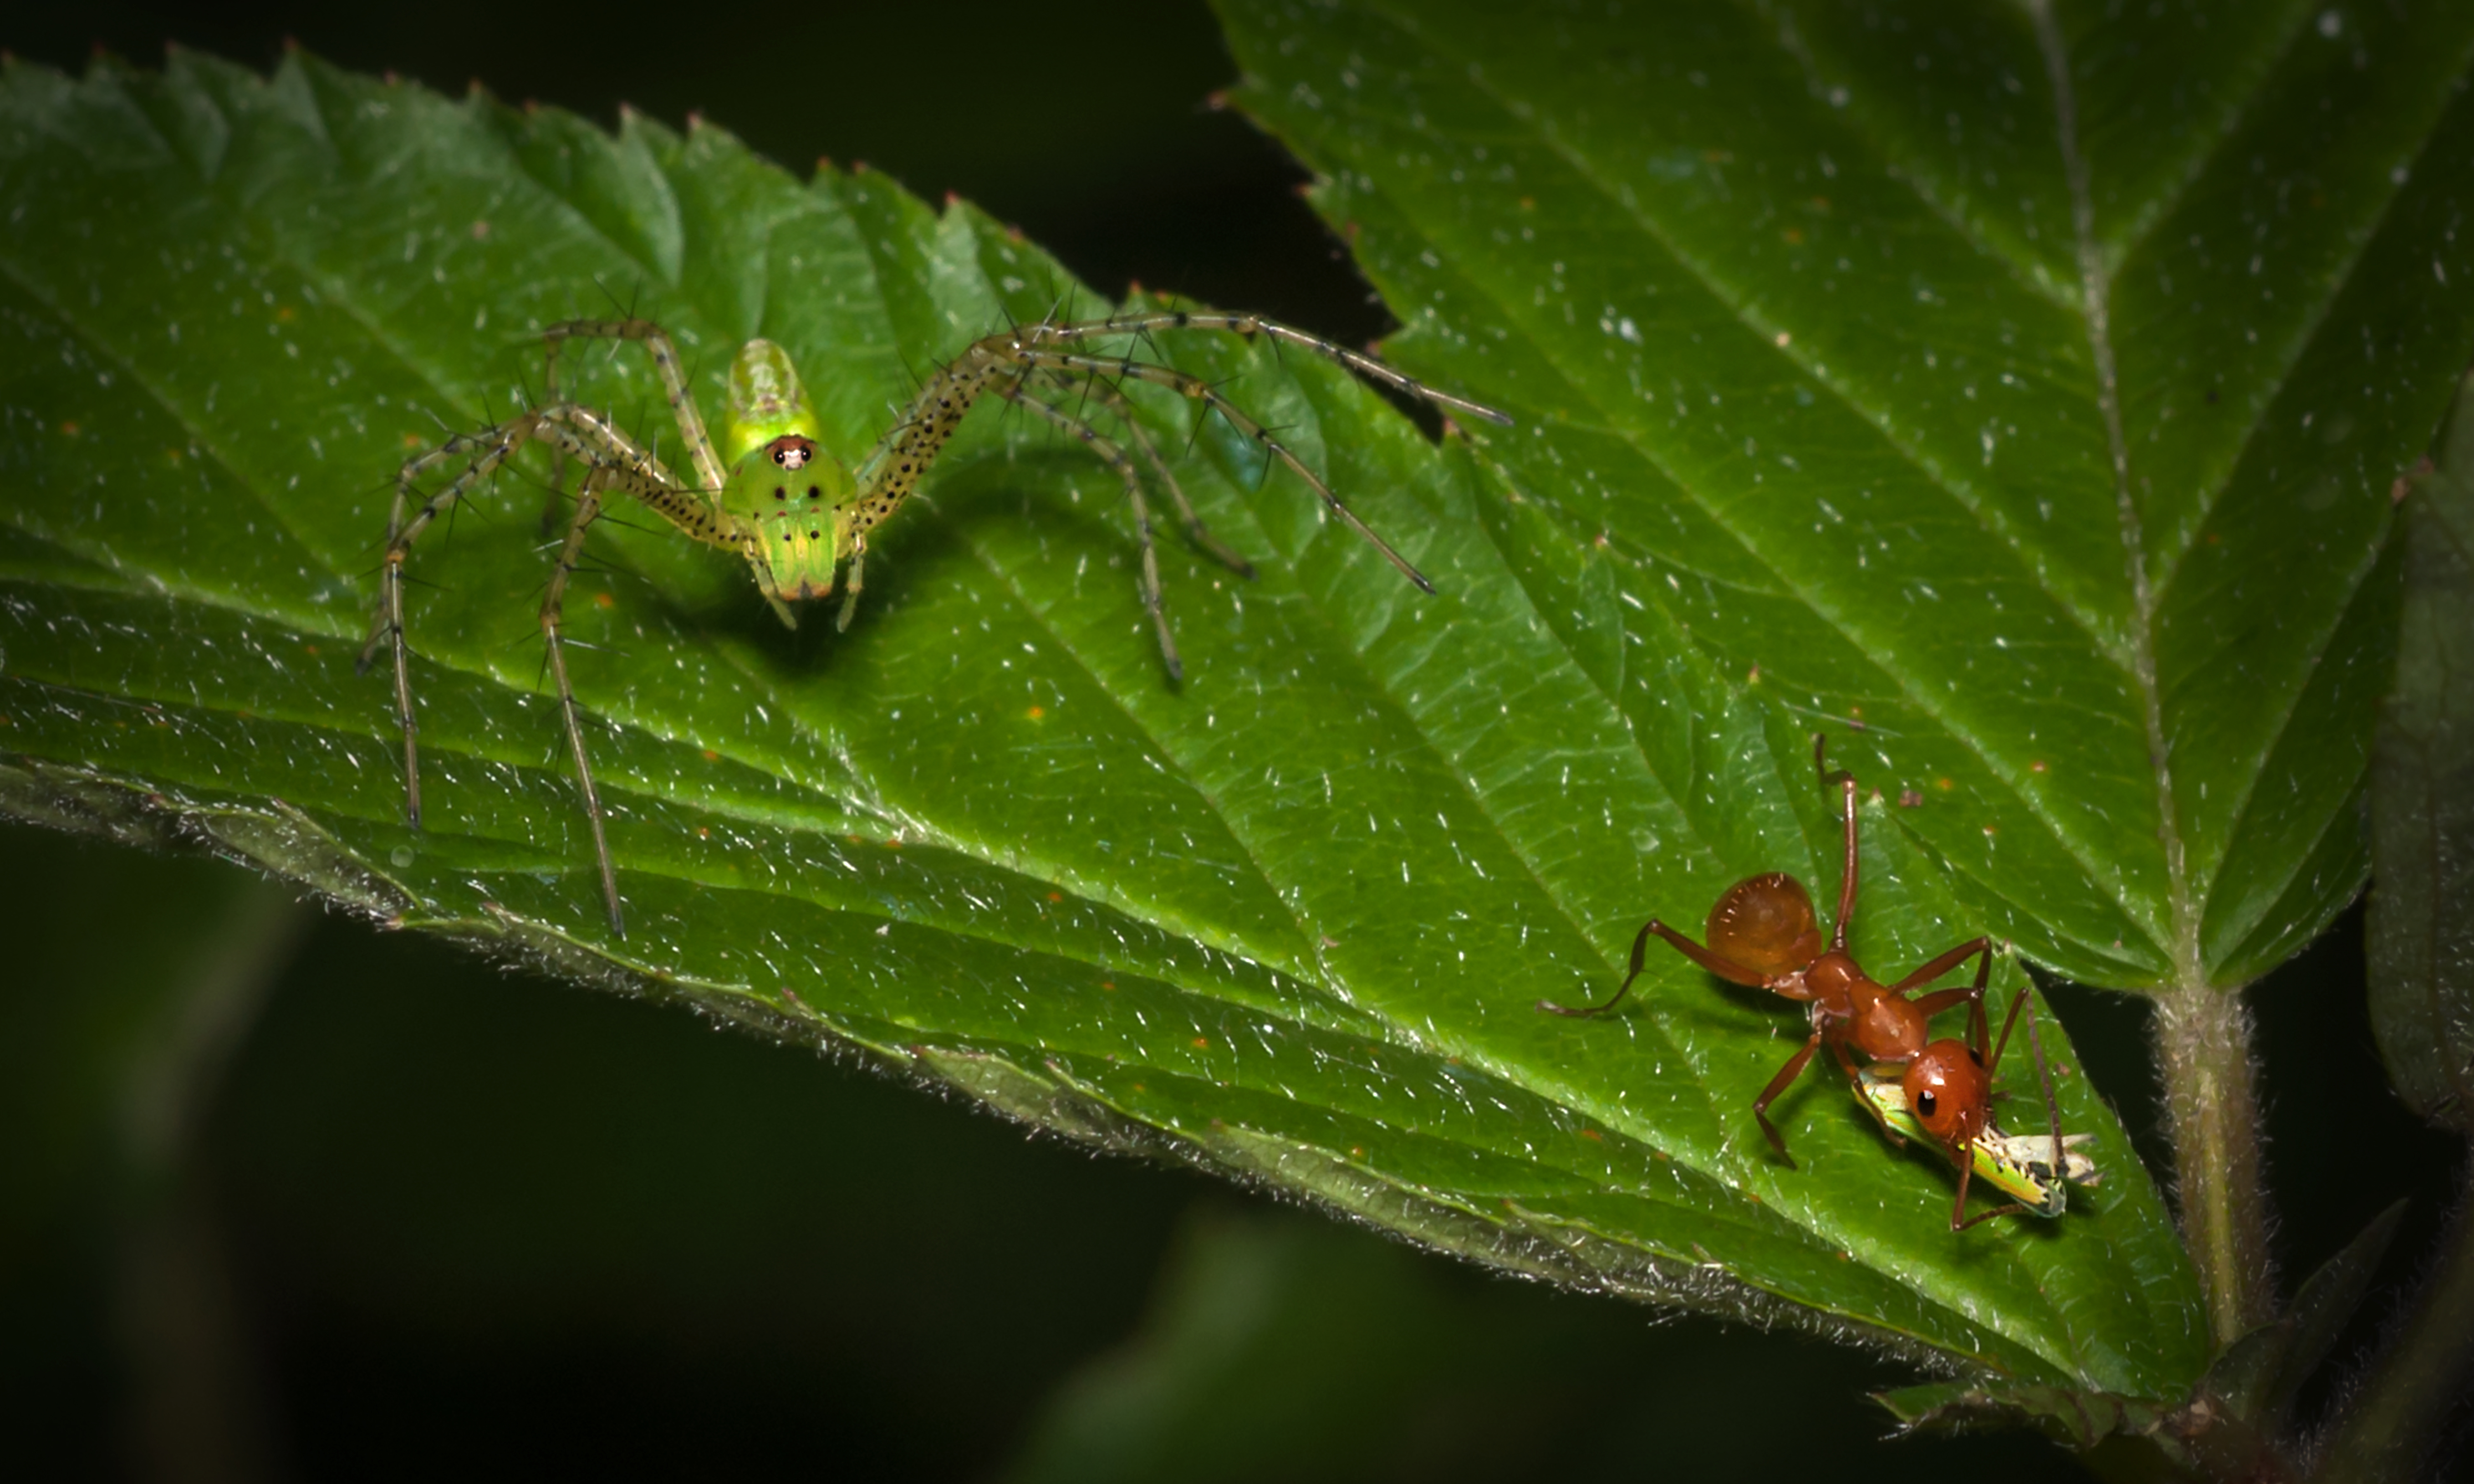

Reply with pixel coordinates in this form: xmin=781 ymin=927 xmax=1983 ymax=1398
xmin=2197 ymin=1200 xmax=2402 ymax=1427
xmin=2369 ymin=371 xmax=2474 ymax=1132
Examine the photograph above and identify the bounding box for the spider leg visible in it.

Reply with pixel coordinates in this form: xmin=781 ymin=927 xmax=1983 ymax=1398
xmin=542 ymin=318 xmax=727 ymax=493
xmin=369 ymin=401 xmax=729 ymax=938
xmin=999 ymin=381 xmax=1183 ymax=681
xmin=1752 ymin=1031 xmax=1824 ymax=1169
xmin=539 ymin=463 xmax=627 ymax=936
xmin=362 ymin=414 xmax=548 ymax=831
xmin=1009 ymin=347 xmax=1436 ymax=594
xmin=835 ymin=540 xmax=866 ymax=634
xmin=1886 ymin=937 xmax=1993 ymax=998
xmin=1029 ymin=312 xmax=1513 ymax=427
xmin=1031 ymin=366 xmax=1255 ymax=578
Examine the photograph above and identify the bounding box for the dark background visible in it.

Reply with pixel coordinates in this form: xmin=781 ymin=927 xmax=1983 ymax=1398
xmin=3 ymin=2 xmax=2461 ymax=1478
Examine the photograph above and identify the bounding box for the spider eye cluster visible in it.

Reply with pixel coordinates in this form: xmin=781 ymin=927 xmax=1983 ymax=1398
xmin=768 ymin=435 xmax=816 ymax=470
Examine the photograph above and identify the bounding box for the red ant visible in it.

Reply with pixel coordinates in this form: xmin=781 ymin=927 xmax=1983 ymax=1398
xmin=1539 ymin=737 xmax=1996 ymax=1174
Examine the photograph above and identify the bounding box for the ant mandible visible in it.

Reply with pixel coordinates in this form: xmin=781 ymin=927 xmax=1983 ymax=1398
xmin=1538 ymin=736 xmax=1992 ymax=1170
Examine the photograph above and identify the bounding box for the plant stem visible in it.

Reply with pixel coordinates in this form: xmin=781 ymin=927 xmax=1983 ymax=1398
xmin=2313 ymin=1160 xmax=2474 ymax=1482
xmin=2154 ymin=984 xmax=2276 ymax=1348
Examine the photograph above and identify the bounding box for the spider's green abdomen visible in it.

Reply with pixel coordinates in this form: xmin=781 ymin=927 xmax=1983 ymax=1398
xmin=720 ymin=339 xmax=854 ymax=604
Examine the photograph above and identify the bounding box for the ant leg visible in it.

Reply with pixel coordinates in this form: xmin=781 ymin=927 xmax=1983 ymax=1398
xmin=1828 ymin=1036 xmax=1905 ymax=1146
xmin=999 ymin=381 xmax=1182 ymax=681
xmin=540 ymin=468 xmax=626 ymax=937
xmin=1949 ymin=1148 xmax=2030 ymax=1231
xmin=1537 ymin=919 xmax=1771 ymax=1016
xmin=1752 ymin=1032 xmax=1824 ymax=1169
xmin=1894 ymin=938 xmax=1995 ymax=1031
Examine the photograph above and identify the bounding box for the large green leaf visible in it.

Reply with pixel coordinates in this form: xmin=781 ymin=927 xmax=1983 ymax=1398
xmin=1218 ymin=0 xmax=2474 ymax=993
xmin=8 ymin=5 xmax=2455 ymax=1404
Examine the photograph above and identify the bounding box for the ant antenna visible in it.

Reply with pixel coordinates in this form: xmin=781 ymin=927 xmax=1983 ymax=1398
xmin=1812 ymin=733 xmax=1860 ymax=951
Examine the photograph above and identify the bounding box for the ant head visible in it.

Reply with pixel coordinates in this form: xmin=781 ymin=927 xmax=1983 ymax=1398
xmin=1705 ymin=872 xmax=1824 ymax=979
xmin=1902 ymin=1039 xmax=1989 ymax=1149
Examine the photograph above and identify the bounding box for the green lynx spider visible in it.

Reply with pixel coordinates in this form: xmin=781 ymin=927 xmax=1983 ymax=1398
xmin=360 ymin=309 xmax=1512 ymax=936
